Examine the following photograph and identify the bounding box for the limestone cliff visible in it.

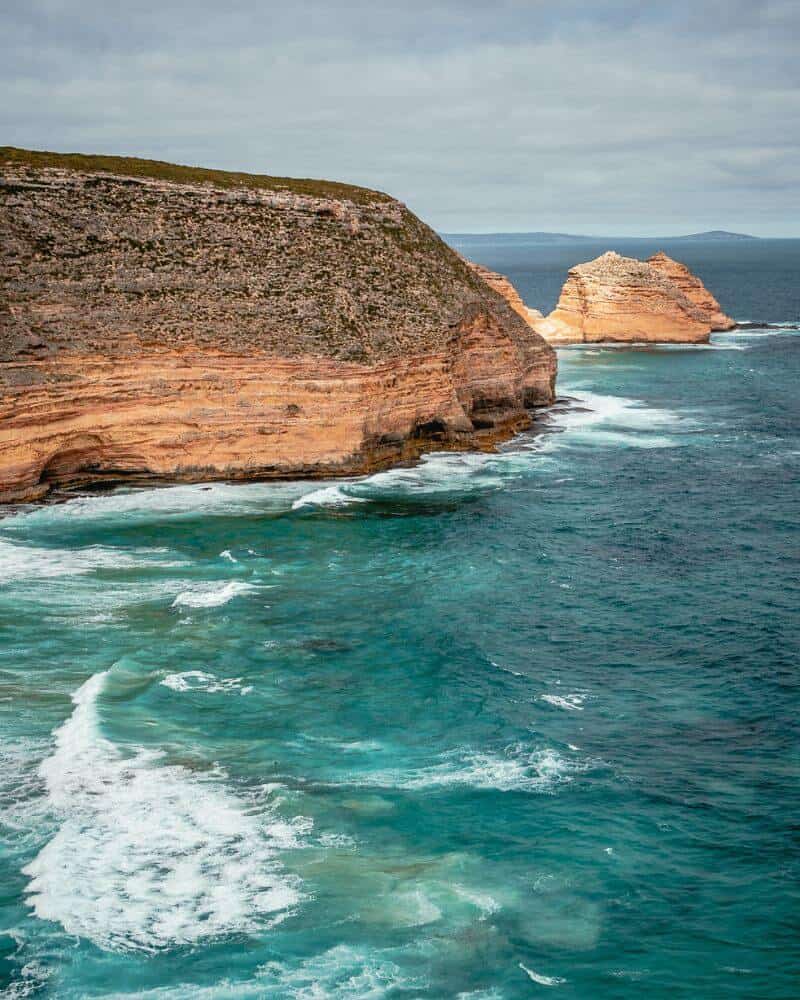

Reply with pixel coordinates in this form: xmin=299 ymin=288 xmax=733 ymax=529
xmin=647 ymin=251 xmax=735 ymax=330
xmin=531 ymin=251 xmax=713 ymax=344
xmin=0 ymin=148 xmax=556 ymax=502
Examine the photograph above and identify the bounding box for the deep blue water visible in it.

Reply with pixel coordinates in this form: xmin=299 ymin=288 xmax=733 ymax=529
xmin=1 ymin=240 xmax=799 ymax=998
xmin=446 ymin=235 xmax=800 ymax=324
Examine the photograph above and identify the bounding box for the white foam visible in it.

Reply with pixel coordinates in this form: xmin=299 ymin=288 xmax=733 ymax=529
xmin=351 ymin=745 xmax=587 ymax=793
xmin=292 ymin=484 xmax=368 ymax=510
xmin=540 ymin=693 xmax=585 ymax=711
xmin=519 ymin=962 xmax=566 ymax=986
xmin=546 ymin=390 xmax=692 ymax=449
xmin=161 ymin=671 xmax=253 ymax=695
xmin=318 ymin=831 xmax=358 ymax=849
xmin=23 ymin=672 xmax=305 ymax=953
xmin=171 ymin=580 xmax=256 ymax=608
xmin=3 ymin=481 xmax=314 ymax=530
xmin=0 ymin=959 xmax=51 ymax=999
xmin=292 ymin=451 xmax=507 ymax=511
xmin=219 ymin=549 xmax=238 ymax=563
xmin=0 ymin=539 xmax=183 ymax=583
xmin=103 ymin=944 xmax=425 ymax=999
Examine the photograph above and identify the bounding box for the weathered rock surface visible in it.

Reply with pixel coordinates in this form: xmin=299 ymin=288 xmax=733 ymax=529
xmin=0 ymin=148 xmax=556 ymax=502
xmin=465 ymin=261 xmax=544 ymax=329
xmin=647 ymin=251 xmax=735 ymax=330
xmin=531 ymin=251 xmax=714 ymax=344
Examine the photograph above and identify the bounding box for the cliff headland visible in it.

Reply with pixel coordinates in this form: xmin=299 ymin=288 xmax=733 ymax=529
xmin=0 ymin=148 xmax=556 ymax=503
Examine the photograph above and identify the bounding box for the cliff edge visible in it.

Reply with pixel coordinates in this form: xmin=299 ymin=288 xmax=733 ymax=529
xmin=0 ymin=148 xmax=556 ymax=502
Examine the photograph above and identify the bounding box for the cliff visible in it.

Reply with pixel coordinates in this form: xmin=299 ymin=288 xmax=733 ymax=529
xmin=531 ymin=251 xmax=715 ymax=344
xmin=464 ymin=261 xmax=544 ymax=329
xmin=0 ymin=148 xmax=556 ymax=503
xmin=647 ymin=251 xmax=735 ymax=330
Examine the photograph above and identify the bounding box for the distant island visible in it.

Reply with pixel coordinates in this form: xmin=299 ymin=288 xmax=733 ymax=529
xmin=671 ymin=230 xmax=758 ymax=241
xmin=444 ymin=230 xmax=759 ymax=243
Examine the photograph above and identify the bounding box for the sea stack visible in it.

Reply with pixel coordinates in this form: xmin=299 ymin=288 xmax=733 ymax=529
xmin=532 ymin=251 xmax=715 ymax=345
xmin=0 ymin=148 xmax=556 ymax=503
xmin=647 ymin=251 xmax=735 ymax=330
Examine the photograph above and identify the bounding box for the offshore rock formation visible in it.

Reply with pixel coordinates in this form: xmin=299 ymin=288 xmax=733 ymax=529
xmin=647 ymin=251 xmax=735 ymax=330
xmin=532 ymin=251 xmax=718 ymax=344
xmin=0 ymin=148 xmax=556 ymax=502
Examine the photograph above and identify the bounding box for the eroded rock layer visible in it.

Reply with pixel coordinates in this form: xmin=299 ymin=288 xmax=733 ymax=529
xmin=647 ymin=251 xmax=735 ymax=330
xmin=0 ymin=148 xmax=556 ymax=502
xmin=465 ymin=261 xmax=544 ymax=329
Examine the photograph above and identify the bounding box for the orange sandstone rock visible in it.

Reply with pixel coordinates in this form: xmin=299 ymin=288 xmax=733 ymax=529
xmin=466 ymin=261 xmax=545 ymax=331
xmin=0 ymin=149 xmax=556 ymax=502
xmin=532 ymin=251 xmax=713 ymax=344
xmin=647 ymin=251 xmax=735 ymax=330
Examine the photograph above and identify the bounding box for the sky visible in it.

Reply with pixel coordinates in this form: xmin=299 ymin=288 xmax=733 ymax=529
xmin=2 ymin=1 xmax=799 ymax=235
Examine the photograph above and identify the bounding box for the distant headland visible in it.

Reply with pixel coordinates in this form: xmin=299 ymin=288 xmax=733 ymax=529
xmin=444 ymin=230 xmax=759 ymax=243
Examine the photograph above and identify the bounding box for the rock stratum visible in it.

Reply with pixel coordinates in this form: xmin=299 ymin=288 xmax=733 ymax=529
xmin=0 ymin=148 xmax=556 ymax=503
xmin=462 ymin=261 xmax=544 ymax=329
xmin=646 ymin=251 xmax=735 ymax=331
xmin=468 ymin=251 xmax=734 ymax=345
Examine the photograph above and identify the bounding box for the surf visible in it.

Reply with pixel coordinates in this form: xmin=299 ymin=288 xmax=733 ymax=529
xmin=23 ymin=672 xmax=306 ymax=953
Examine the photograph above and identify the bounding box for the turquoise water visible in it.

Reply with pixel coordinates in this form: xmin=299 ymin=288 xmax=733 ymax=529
xmin=2 ymin=248 xmax=799 ymax=998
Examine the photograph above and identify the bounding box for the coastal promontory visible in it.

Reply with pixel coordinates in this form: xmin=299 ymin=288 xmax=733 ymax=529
xmin=0 ymin=148 xmax=556 ymax=503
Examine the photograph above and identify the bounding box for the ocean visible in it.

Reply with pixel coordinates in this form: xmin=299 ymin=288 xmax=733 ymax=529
xmin=1 ymin=237 xmax=798 ymax=998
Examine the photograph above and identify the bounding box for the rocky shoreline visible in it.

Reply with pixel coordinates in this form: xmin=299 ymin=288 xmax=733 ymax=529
xmin=0 ymin=148 xmax=556 ymax=504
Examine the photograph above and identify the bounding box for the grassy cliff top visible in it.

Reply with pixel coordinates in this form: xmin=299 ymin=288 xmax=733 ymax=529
xmin=0 ymin=146 xmax=392 ymax=206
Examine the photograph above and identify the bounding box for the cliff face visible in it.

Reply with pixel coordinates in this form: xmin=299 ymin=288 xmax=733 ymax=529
xmin=647 ymin=251 xmax=735 ymax=330
xmin=465 ymin=261 xmax=544 ymax=329
xmin=0 ymin=148 xmax=556 ymax=502
xmin=531 ymin=251 xmax=713 ymax=344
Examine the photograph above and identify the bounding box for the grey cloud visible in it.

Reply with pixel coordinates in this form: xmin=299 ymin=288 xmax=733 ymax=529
xmin=2 ymin=0 xmax=798 ymax=234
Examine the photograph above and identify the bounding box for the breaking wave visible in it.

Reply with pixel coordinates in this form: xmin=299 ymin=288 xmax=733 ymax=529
xmin=23 ymin=672 xmax=306 ymax=953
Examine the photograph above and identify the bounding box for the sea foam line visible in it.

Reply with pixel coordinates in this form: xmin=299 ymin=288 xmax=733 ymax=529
xmin=519 ymin=962 xmax=566 ymax=986
xmin=342 ymin=744 xmax=588 ymax=793
xmin=171 ymin=580 xmax=257 ymax=608
xmin=161 ymin=670 xmax=253 ymax=695
xmin=23 ymin=672 xmax=305 ymax=953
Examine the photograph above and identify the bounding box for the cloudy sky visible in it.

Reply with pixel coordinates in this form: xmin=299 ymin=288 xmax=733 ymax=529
xmin=3 ymin=1 xmax=798 ymax=235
